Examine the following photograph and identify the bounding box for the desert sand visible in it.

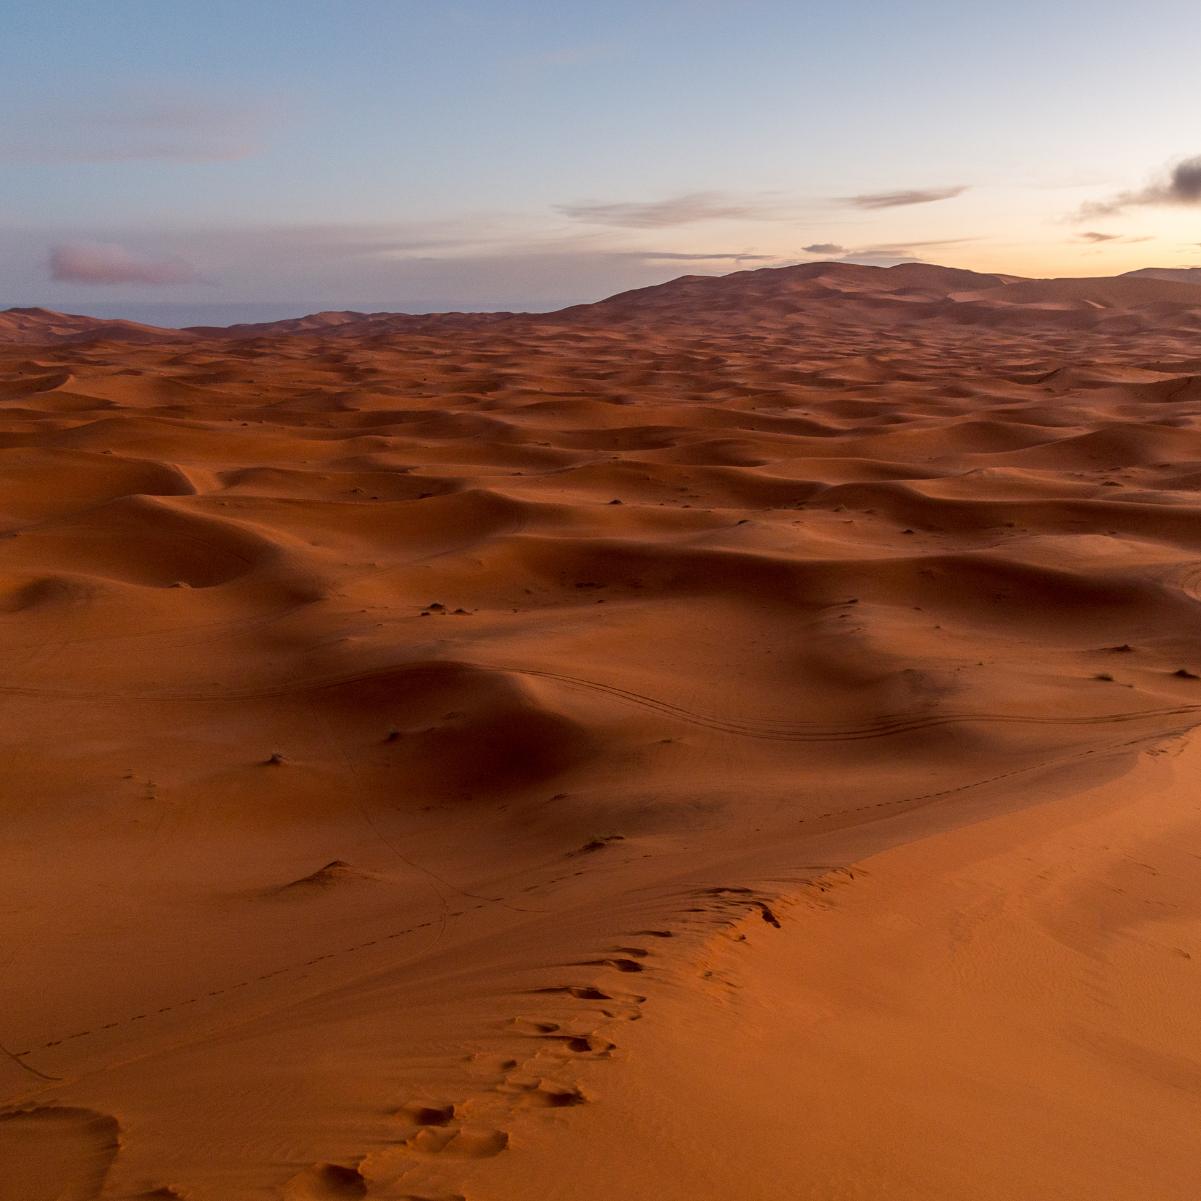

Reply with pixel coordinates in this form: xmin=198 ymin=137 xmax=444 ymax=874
xmin=1 ymin=262 xmax=1200 ymax=1199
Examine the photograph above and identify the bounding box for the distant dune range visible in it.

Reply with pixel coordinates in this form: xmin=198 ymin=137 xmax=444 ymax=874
xmin=5 ymin=260 xmax=1201 ymax=345
xmin=1 ymin=262 xmax=1199 ymax=1199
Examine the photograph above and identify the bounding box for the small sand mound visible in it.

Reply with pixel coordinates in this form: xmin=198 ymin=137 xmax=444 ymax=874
xmin=278 ymin=861 xmax=369 ymax=891
xmin=306 ymin=661 xmax=597 ymax=796
xmin=282 ymin=1163 xmax=366 ymax=1199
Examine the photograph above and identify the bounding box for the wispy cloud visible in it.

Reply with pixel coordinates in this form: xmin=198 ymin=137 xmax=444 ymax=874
xmin=1074 ymin=231 xmax=1155 ymax=246
xmin=843 ymin=186 xmax=968 ymax=210
xmin=1 ymin=88 xmax=277 ymax=164
xmin=555 ymin=191 xmax=784 ymax=228
xmin=1077 ymin=156 xmax=1201 ymax=220
xmin=800 ymin=236 xmax=980 ymax=268
xmin=558 ymin=185 xmax=971 ymax=229
xmin=49 ymin=243 xmax=201 ymax=285
xmin=618 ymin=250 xmax=776 ymax=261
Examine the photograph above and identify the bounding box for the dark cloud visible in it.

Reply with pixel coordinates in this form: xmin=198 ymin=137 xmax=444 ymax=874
xmin=802 ymin=243 xmax=845 ymax=255
xmin=1078 ymin=156 xmax=1201 ymax=219
xmin=555 ymin=192 xmax=775 ymax=228
xmin=1079 ymin=231 xmax=1120 ymax=243
xmin=1139 ymin=156 xmax=1201 ymax=203
xmin=844 ymin=186 xmax=967 ymax=210
xmin=50 ymin=244 xmax=200 ymax=285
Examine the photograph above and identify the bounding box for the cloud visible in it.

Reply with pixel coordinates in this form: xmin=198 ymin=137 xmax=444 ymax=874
xmin=801 ymin=236 xmax=980 ymax=268
xmin=1075 ymin=231 xmax=1156 ymax=245
xmin=844 ymin=186 xmax=968 ymax=210
xmin=557 ymin=187 xmax=971 ymax=229
xmin=1077 ymin=156 xmax=1201 ymax=219
xmin=1161 ymin=158 xmax=1201 ymax=201
xmin=49 ymin=244 xmax=201 ymax=285
xmin=5 ymin=216 xmax=797 ymax=314
xmin=0 ymin=88 xmax=276 ymax=164
xmin=555 ymin=192 xmax=779 ymax=228
xmin=619 ymin=251 xmax=776 ymax=261
xmin=5 ymin=215 xmax=967 ymax=313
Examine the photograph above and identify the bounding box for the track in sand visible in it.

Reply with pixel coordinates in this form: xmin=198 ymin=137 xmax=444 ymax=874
xmin=2 ymin=262 xmax=1200 ymax=1199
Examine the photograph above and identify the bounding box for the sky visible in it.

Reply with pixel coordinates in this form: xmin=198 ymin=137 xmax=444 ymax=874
xmin=2 ymin=0 xmax=1200 ymax=325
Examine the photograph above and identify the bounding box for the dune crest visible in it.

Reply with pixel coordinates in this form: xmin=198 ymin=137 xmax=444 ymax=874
xmin=7 ymin=261 xmax=1201 ymax=345
xmin=2 ymin=261 xmax=1199 ymax=1198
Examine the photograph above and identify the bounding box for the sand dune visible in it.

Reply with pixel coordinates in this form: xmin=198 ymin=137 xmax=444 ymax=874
xmin=1124 ymin=266 xmax=1201 ymax=286
xmin=1 ymin=262 xmax=1199 ymax=1199
xmin=8 ymin=261 xmax=1201 ymax=346
xmin=0 ymin=308 xmax=196 ymax=346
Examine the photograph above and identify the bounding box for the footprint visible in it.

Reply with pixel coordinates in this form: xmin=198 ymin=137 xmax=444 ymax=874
xmin=510 ymin=1018 xmax=560 ymax=1035
xmin=541 ymin=1033 xmax=615 ymax=1056
xmin=522 ymin=1082 xmax=586 ymax=1109
xmin=602 ymin=1004 xmax=643 ymax=1021
xmin=401 ymin=1122 xmax=509 ymax=1160
xmin=0 ymin=1106 xmax=119 ymax=1201
xmin=282 ymin=1163 xmax=367 ymax=1199
xmin=405 ymin=1127 xmax=458 ymax=1155
xmin=497 ymin=1076 xmax=586 ymax=1108
xmin=509 ymin=1014 xmax=614 ymax=1055
xmin=447 ymin=1126 xmax=509 ymax=1157
xmin=468 ymin=1052 xmax=517 ymax=1074
xmin=577 ymin=957 xmax=644 ymax=973
xmin=395 ymin=1101 xmax=455 ymax=1127
xmin=531 ymin=985 xmax=611 ymax=1000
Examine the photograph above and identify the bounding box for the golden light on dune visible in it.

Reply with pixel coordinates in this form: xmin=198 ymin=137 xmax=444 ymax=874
xmin=2 ymin=261 xmax=1200 ymax=1197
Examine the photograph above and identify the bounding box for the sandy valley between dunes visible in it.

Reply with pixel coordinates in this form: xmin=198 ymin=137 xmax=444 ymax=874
xmin=1 ymin=262 xmax=1200 ymax=1199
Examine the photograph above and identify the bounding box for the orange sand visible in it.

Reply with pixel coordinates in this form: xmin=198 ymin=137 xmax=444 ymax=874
xmin=1 ymin=263 xmax=1200 ymax=1199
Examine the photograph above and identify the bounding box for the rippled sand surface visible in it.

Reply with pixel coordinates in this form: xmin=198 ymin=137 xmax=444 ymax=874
xmin=2 ymin=263 xmax=1200 ymax=1199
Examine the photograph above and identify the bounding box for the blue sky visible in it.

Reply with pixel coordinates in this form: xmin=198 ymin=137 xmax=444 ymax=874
xmin=2 ymin=0 xmax=1200 ymax=323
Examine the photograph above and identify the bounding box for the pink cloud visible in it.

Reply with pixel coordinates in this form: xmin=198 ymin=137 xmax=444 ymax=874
xmin=49 ymin=243 xmax=200 ymax=285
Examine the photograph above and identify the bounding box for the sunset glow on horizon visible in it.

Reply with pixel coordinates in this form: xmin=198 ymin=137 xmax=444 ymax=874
xmin=2 ymin=0 xmax=1200 ymax=324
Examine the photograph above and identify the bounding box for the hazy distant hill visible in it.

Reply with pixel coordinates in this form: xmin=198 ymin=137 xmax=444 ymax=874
xmin=1121 ymin=267 xmax=1201 ymax=286
xmin=547 ymin=261 xmax=1201 ymax=334
xmin=182 ymin=310 xmax=389 ymax=337
xmin=6 ymin=262 xmax=1201 ymax=343
xmin=0 ymin=306 xmax=196 ymax=345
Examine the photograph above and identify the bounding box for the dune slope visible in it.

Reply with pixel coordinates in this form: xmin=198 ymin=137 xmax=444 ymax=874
xmin=1 ymin=264 xmax=1200 ymax=1200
